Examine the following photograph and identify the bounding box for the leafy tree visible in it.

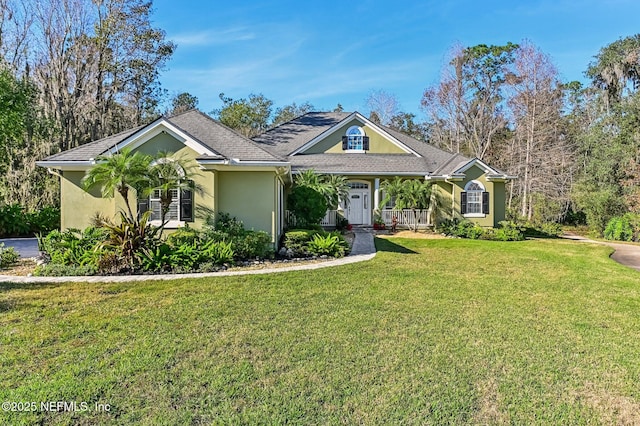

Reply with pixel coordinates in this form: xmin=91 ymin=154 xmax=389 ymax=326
xmin=295 ymin=169 xmax=349 ymax=210
xmin=586 ymin=34 xmax=640 ymax=104
xmin=144 ymin=151 xmax=202 ymax=233
xmin=169 ymin=92 xmax=199 ymax=115
xmin=422 ymin=42 xmax=518 ymax=159
xmin=388 ymin=112 xmax=427 ymax=141
xmin=82 ymin=148 xmax=153 ymax=222
xmin=272 ymin=101 xmax=314 ymax=126
xmin=380 ymin=178 xmax=438 ymax=231
xmin=212 ymin=93 xmax=273 ymax=137
xmin=288 ymin=185 xmax=327 ymax=228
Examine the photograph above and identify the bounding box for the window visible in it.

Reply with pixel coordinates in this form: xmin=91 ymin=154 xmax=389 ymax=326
xmin=461 ymin=181 xmax=489 ymax=216
xmin=347 ymin=182 xmax=369 ymax=189
xmin=138 ymin=183 xmax=194 ymax=224
xmin=341 ymin=126 xmax=370 ymax=151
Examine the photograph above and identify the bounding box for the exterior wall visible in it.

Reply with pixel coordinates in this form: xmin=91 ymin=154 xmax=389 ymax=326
xmin=217 ymin=170 xmax=278 ymax=243
xmin=434 ymin=164 xmax=508 ymax=228
xmin=60 ymin=171 xmax=116 ymax=230
xmin=304 ymin=118 xmax=408 ymax=154
xmin=131 ymin=134 xmax=216 ymax=230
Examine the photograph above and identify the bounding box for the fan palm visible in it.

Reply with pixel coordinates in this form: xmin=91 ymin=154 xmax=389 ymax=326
xmin=82 ymin=148 xmax=152 ymax=222
xmin=144 ymin=151 xmax=203 ymax=234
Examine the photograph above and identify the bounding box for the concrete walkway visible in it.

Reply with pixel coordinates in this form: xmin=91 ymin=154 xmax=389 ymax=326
xmin=562 ymin=233 xmax=640 ymax=272
xmin=0 ymin=229 xmax=377 ymax=284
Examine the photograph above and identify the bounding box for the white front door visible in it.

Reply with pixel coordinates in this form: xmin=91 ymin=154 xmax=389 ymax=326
xmin=347 ymin=189 xmax=370 ymax=225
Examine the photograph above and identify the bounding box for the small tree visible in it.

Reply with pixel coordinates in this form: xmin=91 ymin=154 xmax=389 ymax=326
xmin=295 ymin=169 xmax=349 ymax=210
xmin=144 ymin=151 xmax=202 ymax=235
xmin=82 ymin=148 xmax=153 ymax=222
xmin=380 ymin=178 xmax=438 ymax=232
xmin=288 ymin=186 xmax=327 ymax=228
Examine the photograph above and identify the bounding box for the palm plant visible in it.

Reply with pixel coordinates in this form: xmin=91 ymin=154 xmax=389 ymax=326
xmin=295 ymin=169 xmax=349 ymax=210
xmin=380 ymin=178 xmax=438 ymax=232
xmin=82 ymin=148 xmax=153 ymax=222
xmin=144 ymin=151 xmax=202 ymax=234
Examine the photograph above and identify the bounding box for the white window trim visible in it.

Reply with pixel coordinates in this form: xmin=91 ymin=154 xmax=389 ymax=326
xmin=463 ymin=180 xmax=486 ymax=218
xmin=346 ymin=125 xmax=365 ymax=152
xmin=148 ymin=188 xmax=188 ymax=227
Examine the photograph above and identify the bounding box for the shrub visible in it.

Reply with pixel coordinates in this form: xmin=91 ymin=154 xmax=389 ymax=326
xmin=28 ymin=206 xmax=60 ymax=234
xmin=494 ymin=221 xmax=525 ymax=241
xmin=288 ymin=186 xmax=327 ymax=228
xmin=232 ymin=230 xmax=273 ymax=259
xmin=0 ymin=204 xmax=30 ymax=237
xmin=283 ymin=229 xmax=320 ymax=256
xmin=604 ymin=213 xmax=640 ymax=242
xmin=306 ymin=233 xmax=348 ymax=257
xmin=34 ymin=263 xmax=96 ymax=277
xmin=439 ymin=219 xmax=525 ymax=241
xmin=40 ymin=227 xmax=108 ymax=267
xmin=0 ymin=243 xmax=19 ymax=268
xmin=214 ymin=212 xmax=245 ymax=236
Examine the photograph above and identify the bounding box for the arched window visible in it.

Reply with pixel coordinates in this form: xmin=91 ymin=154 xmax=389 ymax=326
xmin=461 ymin=180 xmax=488 ymax=216
xmin=341 ymin=126 xmax=369 ymax=151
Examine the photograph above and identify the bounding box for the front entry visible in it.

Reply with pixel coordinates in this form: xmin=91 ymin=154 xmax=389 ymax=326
xmin=345 ymin=182 xmax=370 ymax=225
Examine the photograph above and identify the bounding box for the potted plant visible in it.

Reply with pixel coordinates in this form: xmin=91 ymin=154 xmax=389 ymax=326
xmin=373 ymin=215 xmax=386 ymax=230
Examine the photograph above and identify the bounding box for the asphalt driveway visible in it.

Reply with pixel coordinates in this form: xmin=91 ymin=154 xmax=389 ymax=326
xmin=0 ymin=238 xmax=39 ymax=258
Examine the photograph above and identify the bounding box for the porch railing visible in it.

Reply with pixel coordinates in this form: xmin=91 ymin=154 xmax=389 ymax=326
xmin=380 ymin=209 xmax=432 ymax=229
xmin=285 ymin=209 xmax=431 ymax=229
xmin=285 ymin=210 xmax=340 ymax=227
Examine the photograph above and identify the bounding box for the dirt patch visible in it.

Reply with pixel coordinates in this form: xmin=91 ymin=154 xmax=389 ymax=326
xmin=0 ymin=258 xmax=38 ymax=276
xmin=576 ymin=382 xmax=640 ymax=425
xmin=472 ymin=378 xmax=508 ymax=425
xmin=375 ymin=230 xmax=446 ymax=239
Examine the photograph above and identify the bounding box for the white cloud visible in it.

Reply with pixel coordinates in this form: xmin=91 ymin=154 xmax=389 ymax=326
xmin=171 ymin=27 xmax=256 ymax=47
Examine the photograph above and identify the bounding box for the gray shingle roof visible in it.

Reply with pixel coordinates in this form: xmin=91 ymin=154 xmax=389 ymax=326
xmin=290 ymin=154 xmax=434 ymax=175
xmin=252 ymin=112 xmax=351 ymax=157
xmin=253 ymin=111 xmax=472 ymax=175
xmin=43 ymin=126 xmax=144 ymax=161
xmin=41 ymin=110 xmax=281 ymax=163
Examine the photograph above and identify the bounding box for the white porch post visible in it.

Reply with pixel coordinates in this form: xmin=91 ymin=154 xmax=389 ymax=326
xmin=374 ymin=178 xmax=380 ymax=212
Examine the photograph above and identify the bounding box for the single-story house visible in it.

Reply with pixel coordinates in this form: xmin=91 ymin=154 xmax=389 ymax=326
xmin=37 ymin=109 xmax=515 ymax=244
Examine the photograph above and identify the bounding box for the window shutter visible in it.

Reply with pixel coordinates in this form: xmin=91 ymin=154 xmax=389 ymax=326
xmin=137 ymin=197 xmax=149 ymax=220
xmin=482 ymin=191 xmax=490 ymax=214
xmin=342 ymin=136 xmax=348 ymax=150
xmin=180 ymin=188 xmax=194 ymax=222
xmin=363 ymin=136 xmax=370 ymax=151
xmin=460 ymin=192 xmax=467 ymax=215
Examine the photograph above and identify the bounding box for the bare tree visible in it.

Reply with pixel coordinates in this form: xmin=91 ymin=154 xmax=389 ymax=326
xmin=365 ymin=89 xmax=400 ymax=126
xmin=504 ymin=41 xmax=573 ymax=220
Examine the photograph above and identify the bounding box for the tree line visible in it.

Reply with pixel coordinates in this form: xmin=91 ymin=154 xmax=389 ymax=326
xmin=0 ymin=0 xmax=638 ymax=234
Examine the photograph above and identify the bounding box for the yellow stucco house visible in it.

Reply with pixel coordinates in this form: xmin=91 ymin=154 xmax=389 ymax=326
xmin=37 ymin=109 xmax=514 ymax=242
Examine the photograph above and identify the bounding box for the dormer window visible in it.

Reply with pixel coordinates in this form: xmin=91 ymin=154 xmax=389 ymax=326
xmin=342 ymin=126 xmax=370 ymax=152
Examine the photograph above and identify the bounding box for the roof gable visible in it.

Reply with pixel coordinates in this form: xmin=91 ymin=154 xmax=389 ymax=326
xmin=39 ymin=110 xmax=283 ymax=165
xmin=289 ymin=112 xmax=421 ymax=156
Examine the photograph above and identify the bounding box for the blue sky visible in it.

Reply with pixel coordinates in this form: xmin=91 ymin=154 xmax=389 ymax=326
xmin=153 ymin=0 xmax=640 ymax=117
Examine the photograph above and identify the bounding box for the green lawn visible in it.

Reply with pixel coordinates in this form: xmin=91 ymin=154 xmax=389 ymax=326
xmin=2 ymin=238 xmax=640 ymax=424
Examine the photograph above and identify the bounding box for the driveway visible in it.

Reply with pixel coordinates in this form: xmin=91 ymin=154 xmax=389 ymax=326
xmin=0 ymin=238 xmax=39 ymax=258
xmin=563 ymin=233 xmax=640 ymax=272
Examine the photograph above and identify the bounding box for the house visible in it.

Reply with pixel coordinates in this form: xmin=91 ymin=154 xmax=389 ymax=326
xmin=37 ymin=109 xmax=514 ymax=244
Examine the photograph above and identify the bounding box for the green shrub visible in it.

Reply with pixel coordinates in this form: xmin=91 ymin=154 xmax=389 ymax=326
xmin=0 ymin=204 xmax=30 ymax=237
xmin=166 ymin=225 xmax=200 ymax=247
xmin=439 ymin=219 xmax=525 ymax=241
xmin=232 ymin=230 xmax=273 ymax=259
xmin=40 ymin=227 xmax=108 ymax=266
xmin=214 ymin=212 xmax=245 ymax=236
xmin=283 ymin=229 xmax=320 ymax=256
xmin=34 ymin=263 xmax=96 ymax=277
xmin=306 ymin=233 xmax=348 ymax=257
xmin=0 ymin=243 xmax=19 ymax=268
xmin=604 ymin=213 xmax=640 ymax=241
xmin=28 ymin=206 xmax=60 ymax=234
xmin=494 ymin=221 xmax=525 ymax=241
xmin=287 ymin=186 xmax=327 ymax=228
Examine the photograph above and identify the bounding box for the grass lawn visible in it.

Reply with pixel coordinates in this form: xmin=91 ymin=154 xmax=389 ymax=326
xmin=2 ymin=237 xmax=640 ymax=424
